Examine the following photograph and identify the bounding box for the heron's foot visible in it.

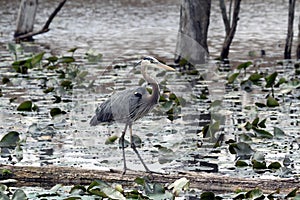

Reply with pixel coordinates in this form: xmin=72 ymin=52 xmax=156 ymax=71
xmin=122 ymin=168 xmax=127 ymax=175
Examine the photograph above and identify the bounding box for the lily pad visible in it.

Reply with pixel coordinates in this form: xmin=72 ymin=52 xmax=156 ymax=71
xmin=229 ymin=142 xmax=255 ymax=157
xmin=235 ymin=160 xmax=249 ymax=167
xmin=268 ymin=161 xmax=281 ymax=170
xmin=265 ymin=72 xmax=278 ymax=88
xmin=237 ymin=61 xmax=252 ymax=70
xmin=12 ymin=189 xmax=27 ymax=200
xmin=274 ymin=127 xmax=285 ymax=137
xmin=105 ymin=135 xmax=118 ymax=145
xmin=245 ymin=188 xmax=264 ymax=199
xmin=200 ymin=191 xmax=216 ymax=200
xmin=30 ymin=52 xmax=45 ymax=67
xmin=227 ymin=72 xmax=240 ymax=84
xmin=0 ymin=131 xmax=20 ymax=148
xmin=258 ymin=118 xmax=267 ymax=128
xmin=266 ymin=96 xmax=279 ymax=107
xmin=50 ymin=108 xmax=66 ymax=117
xmin=46 ymin=56 xmax=58 ymax=63
xmin=252 ymin=127 xmax=273 ymax=139
xmin=168 ymin=177 xmax=189 ymax=196
xmin=17 ymin=100 xmax=33 ymax=111
xmin=285 ymin=188 xmax=299 ymax=198
xmin=70 ymin=185 xmax=86 ymax=194
xmin=248 ymin=73 xmax=263 ymax=82
xmin=252 ymin=117 xmax=259 ymax=127
xmin=60 ymin=80 xmax=73 ymax=89
xmin=58 ymin=56 xmax=75 ymax=63
xmin=101 ymin=187 xmax=126 ymax=200
xmin=255 ymin=102 xmax=266 ymax=108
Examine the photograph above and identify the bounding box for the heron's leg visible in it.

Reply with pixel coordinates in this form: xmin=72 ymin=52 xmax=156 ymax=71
xmin=129 ymin=125 xmax=151 ymax=173
xmin=121 ymin=124 xmax=128 ymax=175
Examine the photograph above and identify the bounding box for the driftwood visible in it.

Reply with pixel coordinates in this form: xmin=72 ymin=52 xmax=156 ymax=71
xmin=0 ymin=165 xmax=298 ymax=194
xmin=14 ymin=0 xmax=67 ymax=42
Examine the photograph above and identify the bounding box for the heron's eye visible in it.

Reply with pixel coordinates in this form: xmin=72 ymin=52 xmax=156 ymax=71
xmin=134 ymin=92 xmax=142 ymax=98
xmin=143 ymin=57 xmax=155 ymax=63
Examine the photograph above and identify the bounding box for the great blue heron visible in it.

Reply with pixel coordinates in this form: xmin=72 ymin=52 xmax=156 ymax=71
xmin=90 ymin=56 xmax=175 ymax=174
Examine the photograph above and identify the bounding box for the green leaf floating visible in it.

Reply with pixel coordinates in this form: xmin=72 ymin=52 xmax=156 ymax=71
xmin=200 ymin=191 xmax=216 ymax=200
xmin=258 ymin=118 xmax=267 ymax=128
xmin=253 ymin=127 xmax=273 ymax=139
xmin=237 ymin=61 xmax=252 ymax=70
xmin=30 ymin=52 xmax=45 ymax=67
xmin=285 ymin=188 xmax=299 ymax=198
xmin=227 ymin=72 xmax=240 ymax=84
xmin=235 ymin=160 xmax=249 ymax=167
xmin=266 ymin=96 xmax=279 ymax=107
xmin=0 ymin=131 xmax=20 ymax=148
xmin=58 ymin=56 xmax=75 ymax=63
xmin=17 ymin=100 xmax=32 ymax=111
xmin=265 ymin=71 xmax=278 ymax=88
xmin=50 ymin=108 xmax=66 ymax=117
xmin=105 ymin=135 xmax=118 ymax=145
xmin=248 ymin=72 xmax=263 ymax=82
xmin=274 ymin=127 xmax=285 ymax=137
xmin=12 ymin=189 xmax=27 ymax=200
xmin=268 ymin=161 xmax=282 ymax=170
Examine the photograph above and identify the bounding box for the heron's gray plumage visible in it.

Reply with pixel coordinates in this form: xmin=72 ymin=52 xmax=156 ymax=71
xmin=89 ymin=56 xmax=175 ymax=174
xmin=90 ymin=86 xmax=157 ymax=126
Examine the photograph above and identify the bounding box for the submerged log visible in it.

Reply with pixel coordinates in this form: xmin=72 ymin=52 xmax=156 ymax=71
xmin=0 ymin=165 xmax=298 ymax=194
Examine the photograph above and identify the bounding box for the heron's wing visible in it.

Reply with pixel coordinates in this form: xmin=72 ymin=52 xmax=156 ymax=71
xmin=90 ymin=98 xmax=114 ymax=126
xmin=110 ymin=87 xmax=150 ymax=123
xmin=128 ymin=87 xmax=155 ymax=121
xmin=90 ymin=87 xmax=150 ymax=126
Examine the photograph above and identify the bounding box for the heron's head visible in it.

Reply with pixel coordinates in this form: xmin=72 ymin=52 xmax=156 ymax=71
xmin=138 ymin=56 xmax=175 ymax=71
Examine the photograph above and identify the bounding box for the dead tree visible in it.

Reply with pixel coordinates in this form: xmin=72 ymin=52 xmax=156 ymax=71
xmin=14 ymin=0 xmax=38 ymax=41
xmin=297 ymin=16 xmax=300 ymax=60
xmin=284 ymin=0 xmax=296 ymax=59
xmin=219 ymin=0 xmax=241 ymax=61
xmin=14 ymin=0 xmax=67 ymax=42
xmin=175 ymin=0 xmax=211 ymax=65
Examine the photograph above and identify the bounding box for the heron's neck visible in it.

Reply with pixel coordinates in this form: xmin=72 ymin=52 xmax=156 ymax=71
xmin=142 ymin=65 xmax=160 ymax=102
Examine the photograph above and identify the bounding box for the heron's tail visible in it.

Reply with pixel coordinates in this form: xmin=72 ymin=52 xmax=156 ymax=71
xmin=89 ymin=115 xmax=100 ymax=126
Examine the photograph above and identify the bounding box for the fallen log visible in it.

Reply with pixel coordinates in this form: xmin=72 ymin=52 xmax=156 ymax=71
xmin=0 ymin=164 xmax=298 ymax=194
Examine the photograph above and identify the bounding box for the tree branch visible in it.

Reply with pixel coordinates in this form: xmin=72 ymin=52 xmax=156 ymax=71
xmin=219 ymin=0 xmax=230 ymax=35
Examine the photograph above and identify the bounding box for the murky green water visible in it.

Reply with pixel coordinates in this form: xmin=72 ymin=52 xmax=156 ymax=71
xmin=0 ymin=0 xmax=300 ymax=198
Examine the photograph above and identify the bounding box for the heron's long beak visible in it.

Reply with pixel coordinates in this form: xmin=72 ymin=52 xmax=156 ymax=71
xmin=155 ymin=62 xmax=175 ymax=71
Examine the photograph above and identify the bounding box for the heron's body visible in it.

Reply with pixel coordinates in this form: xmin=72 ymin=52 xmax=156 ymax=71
xmin=90 ymin=56 xmax=174 ymax=174
xmin=90 ymin=86 xmax=158 ymax=125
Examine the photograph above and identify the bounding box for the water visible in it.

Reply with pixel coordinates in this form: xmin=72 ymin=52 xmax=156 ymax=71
xmin=0 ymin=0 xmax=300 ymax=192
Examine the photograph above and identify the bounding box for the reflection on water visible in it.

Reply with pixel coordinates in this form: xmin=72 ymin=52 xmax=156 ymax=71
xmin=0 ymin=0 xmax=299 ymax=180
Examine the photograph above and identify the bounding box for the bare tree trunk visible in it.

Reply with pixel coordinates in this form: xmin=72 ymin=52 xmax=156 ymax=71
xmin=297 ymin=16 xmax=300 ymax=59
xmin=284 ymin=0 xmax=296 ymax=59
xmin=14 ymin=0 xmax=38 ymax=41
xmin=219 ymin=0 xmax=241 ymax=60
xmin=175 ymin=0 xmax=211 ymax=65
xmin=14 ymin=0 xmax=68 ymax=42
